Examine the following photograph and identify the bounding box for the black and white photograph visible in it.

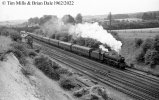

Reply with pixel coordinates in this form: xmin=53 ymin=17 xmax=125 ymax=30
xmin=0 ymin=0 xmax=159 ymax=100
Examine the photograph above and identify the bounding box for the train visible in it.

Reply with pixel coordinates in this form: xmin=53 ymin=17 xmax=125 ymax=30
xmin=26 ymin=32 xmax=127 ymax=69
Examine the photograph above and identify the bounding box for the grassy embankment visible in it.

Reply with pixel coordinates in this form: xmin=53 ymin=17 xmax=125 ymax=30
xmin=117 ymin=28 xmax=159 ymax=75
xmin=0 ymin=36 xmax=12 ymax=53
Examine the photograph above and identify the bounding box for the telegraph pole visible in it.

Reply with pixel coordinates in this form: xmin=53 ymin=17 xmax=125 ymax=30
xmin=109 ymin=12 xmax=112 ymax=32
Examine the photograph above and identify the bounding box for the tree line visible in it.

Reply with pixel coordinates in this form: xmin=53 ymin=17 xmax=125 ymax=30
xmin=102 ymin=20 xmax=159 ymax=30
xmin=28 ymin=13 xmax=83 ymax=25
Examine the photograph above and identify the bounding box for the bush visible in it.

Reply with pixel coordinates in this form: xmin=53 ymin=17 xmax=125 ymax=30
xmin=141 ymin=38 xmax=154 ymax=52
xmin=10 ymin=43 xmax=28 ymax=57
xmin=56 ymin=67 xmax=72 ymax=76
xmin=75 ymin=37 xmax=101 ymax=49
xmin=34 ymin=55 xmax=50 ymax=69
xmin=84 ymin=94 xmax=101 ymax=100
xmin=19 ymin=57 xmax=28 ymax=66
xmin=59 ymin=78 xmax=78 ymax=90
xmin=0 ymin=53 xmax=6 ymax=61
xmin=26 ymin=36 xmax=33 ymax=49
xmin=73 ymin=87 xmax=90 ymax=97
xmin=21 ymin=66 xmax=34 ymax=77
xmin=28 ymin=50 xmax=37 ymax=58
xmin=0 ymin=27 xmax=10 ymax=36
xmin=21 ymin=67 xmax=33 ymax=77
xmin=144 ymin=49 xmax=159 ymax=67
xmin=135 ymin=48 xmax=145 ymax=62
xmin=7 ymin=48 xmax=24 ymax=59
xmin=154 ymin=35 xmax=159 ymax=41
xmin=84 ymin=38 xmax=101 ymax=49
xmin=154 ymin=40 xmax=159 ymax=52
xmin=154 ymin=35 xmax=159 ymax=51
xmin=49 ymin=70 xmax=60 ymax=81
xmin=76 ymin=37 xmax=85 ymax=46
xmin=8 ymin=42 xmax=32 ymax=64
xmin=1 ymin=31 xmax=9 ymax=36
xmin=10 ymin=32 xmax=22 ymax=42
xmin=34 ymin=55 xmax=60 ymax=80
xmin=7 ymin=48 xmax=27 ymax=65
xmin=50 ymin=34 xmax=56 ymax=39
xmin=134 ymin=38 xmax=143 ymax=48
xmin=35 ymin=49 xmax=40 ymax=53
xmin=90 ymin=85 xmax=108 ymax=100
xmin=52 ymin=61 xmax=60 ymax=69
xmin=135 ymin=36 xmax=159 ymax=67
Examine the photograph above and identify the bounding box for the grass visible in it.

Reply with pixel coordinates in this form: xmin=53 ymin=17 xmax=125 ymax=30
xmin=116 ymin=27 xmax=159 ymax=31
xmin=0 ymin=36 xmax=12 ymax=61
xmin=120 ymin=38 xmax=137 ymax=64
xmin=0 ymin=36 xmax=12 ymax=53
xmin=116 ymin=28 xmax=159 ymax=40
xmin=118 ymin=32 xmax=159 ymax=40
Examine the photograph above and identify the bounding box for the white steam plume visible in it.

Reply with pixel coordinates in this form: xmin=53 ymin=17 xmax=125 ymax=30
xmin=99 ymin=45 xmax=108 ymax=52
xmin=69 ymin=22 xmax=122 ymax=52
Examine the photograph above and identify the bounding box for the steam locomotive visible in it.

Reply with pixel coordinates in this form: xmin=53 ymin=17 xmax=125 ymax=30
xmin=26 ymin=32 xmax=127 ymax=69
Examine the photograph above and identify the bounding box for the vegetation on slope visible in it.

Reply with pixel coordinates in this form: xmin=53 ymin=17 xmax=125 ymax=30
xmin=119 ymin=30 xmax=159 ymax=75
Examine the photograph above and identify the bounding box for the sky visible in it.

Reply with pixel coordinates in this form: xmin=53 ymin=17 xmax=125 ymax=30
xmin=0 ymin=0 xmax=159 ymax=21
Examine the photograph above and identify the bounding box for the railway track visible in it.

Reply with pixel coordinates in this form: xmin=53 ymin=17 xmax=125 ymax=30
xmin=126 ymin=68 xmax=159 ymax=84
xmin=34 ymin=39 xmax=159 ymax=87
xmin=33 ymin=39 xmax=159 ymax=100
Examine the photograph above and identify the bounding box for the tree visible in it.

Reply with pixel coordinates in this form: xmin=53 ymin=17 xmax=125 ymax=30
xmin=39 ymin=15 xmax=53 ymax=25
xmin=154 ymin=35 xmax=159 ymax=51
xmin=134 ymin=38 xmax=143 ymax=48
xmin=107 ymin=12 xmax=112 ymax=30
xmin=84 ymin=38 xmax=101 ymax=49
xmin=142 ymin=13 xmax=150 ymax=20
xmin=136 ymin=48 xmax=145 ymax=62
xmin=55 ymin=34 xmax=60 ymax=40
xmin=142 ymin=12 xmax=157 ymax=20
xmin=50 ymin=34 xmax=56 ymax=39
xmin=76 ymin=37 xmax=85 ymax=46
xmin=141 ymin=38 xmax=154 ymax=52
xmin=59 ymin=36 xmax=69 ymax=42
xmin=144 ymin=49 xmax=159 ymax=67
xmin=10 ymin=31 xmax=22 ymax=42
xmin=28 ymin=17 xmax=39 ymax=24
xmin=62 ymin=15 xmax=75 ymax=25
xmin=26 ymin=36 xmax=33 ymax=48
xmin=75 ymin=13 xmax=82 ymax=23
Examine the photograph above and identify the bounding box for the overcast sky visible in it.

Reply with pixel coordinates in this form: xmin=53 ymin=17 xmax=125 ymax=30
xmin=0 ymin=0 xmax=159 ymax=21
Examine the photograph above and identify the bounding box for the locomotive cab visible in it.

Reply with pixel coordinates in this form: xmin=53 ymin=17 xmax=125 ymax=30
xmin=119 ymin=56 xmax=126 ymax=69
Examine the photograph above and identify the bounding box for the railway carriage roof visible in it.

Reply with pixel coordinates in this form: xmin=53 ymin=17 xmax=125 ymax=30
xmin=43 ymin=37 xmax=50 ymax=39
xmin=59 ymin=41 xmax=72 ymax=45
xmin=50 ymin=38 xmax=59 ymax=42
